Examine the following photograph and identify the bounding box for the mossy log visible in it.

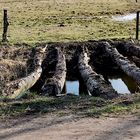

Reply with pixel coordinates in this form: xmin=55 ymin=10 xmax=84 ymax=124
xmin=78 ymin=48 xmax=117 ymax=99
xmin=41 ymin=48 xmax=66 ymax=96
xmin=103 ymin=42 xmax=140 ymax=85
xmin=2 ymin=46 xmax=46 ymax=99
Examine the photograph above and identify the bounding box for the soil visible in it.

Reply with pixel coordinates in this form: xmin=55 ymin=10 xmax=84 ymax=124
xmin=0 ymin=113 xmax=140 ymax=140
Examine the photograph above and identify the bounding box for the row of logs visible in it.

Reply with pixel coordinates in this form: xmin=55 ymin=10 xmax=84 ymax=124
xmin=2 ymin=42 xmax=140 ymax=100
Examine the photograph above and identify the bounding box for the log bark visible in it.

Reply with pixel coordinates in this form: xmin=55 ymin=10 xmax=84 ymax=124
xmin=130 ymin=56 xmax=140 ymax=67
xmin=2 ymin=46 xmax=46 ymax=99
xmin=116 ymin=42 xmax=140 ymax=58
xmin=30 ymin=46 xmax=59 ymax=92
xmin=103 ymin=42 xmax=140 ymax=86
xmin=78 ymin=48 xmax=118 ymax=99
xmin=41 ymin=48 xmax=66 ymax=96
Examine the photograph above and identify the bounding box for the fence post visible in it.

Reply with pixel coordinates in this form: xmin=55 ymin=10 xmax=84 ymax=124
xmin=136 ymin=11 xmax=139 ymax=40
xmin=2 ymin=10 xmax=9 ymax=42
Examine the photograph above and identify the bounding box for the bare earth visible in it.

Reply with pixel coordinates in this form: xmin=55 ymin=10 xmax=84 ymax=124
xmin=0 ymin=113 xmax=140 ymax=140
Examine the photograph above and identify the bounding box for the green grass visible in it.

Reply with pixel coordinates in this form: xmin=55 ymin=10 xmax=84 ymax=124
xmin=0 ymin=93 xmax=140 ymax=119
xmin=0 ymin=0 xmax=140 ymax=44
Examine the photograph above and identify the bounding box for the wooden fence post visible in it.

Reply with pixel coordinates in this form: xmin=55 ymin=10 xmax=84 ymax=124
xmin=2 ymin=10 xmax=9 ymax=42
xmin=136 ymin=11 xmax=139 ymax=40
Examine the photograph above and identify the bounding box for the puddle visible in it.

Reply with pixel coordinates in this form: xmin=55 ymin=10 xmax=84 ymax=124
xmin=66 ymin=80 xmax=79 ymax=95
xmin=112 ymin=13 xmax=136 ymax=22
xmin=106 ymin=72 xmax=139 ymax=94
xmin=65 ymin=71 xmax=139 ymax=96
xmin=66 ymin=80 xmax=89 ymax=96
xmin=109 ymin=78 xmax=131 ymax=94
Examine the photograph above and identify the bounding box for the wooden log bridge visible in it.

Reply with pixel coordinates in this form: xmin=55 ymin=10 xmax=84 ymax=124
xmin=41 ymin=48 xmax=66 ymax=96
xmin=2 ymin=46 xmax=47 ymax=99
xmin=103 ymin=42 xmax=140 ymax=86
xmin=78 ymin=48 xmax=118 ymax=99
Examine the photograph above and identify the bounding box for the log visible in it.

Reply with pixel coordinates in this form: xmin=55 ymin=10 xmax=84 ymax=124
xmin=30 ymin=46 xmax=59 ymax=92
xmin=41 ymin=48 xmax=66 ymax=96
xmin=78 ymin=48 xmax=118 ymax=99
xmin=116 ymin=42 xmax=140 ymax=58
xmin=2 ymin=46 xmax=46 ymax=99
xmin=103 ymin=42 xmax=140 ymax=85
xmin=130 ymin=56 xmax=140 ymax=67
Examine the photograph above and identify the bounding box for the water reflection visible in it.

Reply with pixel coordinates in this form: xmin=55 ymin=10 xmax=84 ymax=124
xmin=112 ymin=13 xmax=136 ymax=22
xmin=66 ymin=81 xmax=79 ymax=95
xmin=66 ymin=80 xmax=89 ymax=96
xmin=65 ymin=71 xmax=139 ymax=95
xmin=109 ymin=79 xmax=130 ymax=94
xmin=107 ymin=72 xmax=139 ymax=94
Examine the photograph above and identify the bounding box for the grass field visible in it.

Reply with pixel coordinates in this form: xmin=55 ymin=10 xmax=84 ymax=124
xmin=0 ymin=0 xmax=140 ymax=44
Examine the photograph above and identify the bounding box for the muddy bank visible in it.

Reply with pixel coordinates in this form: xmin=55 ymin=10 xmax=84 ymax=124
xmin=0 ymin=45 xmax=32 ymax=95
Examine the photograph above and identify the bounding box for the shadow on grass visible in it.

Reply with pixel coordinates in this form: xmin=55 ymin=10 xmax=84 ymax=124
xmin=0 ymin=94 xmax=140 ymax=140
xmin=0 ymin=95 xmax=106 ymax=119
xmin=0 ymin=93 xmax=140 ymax=120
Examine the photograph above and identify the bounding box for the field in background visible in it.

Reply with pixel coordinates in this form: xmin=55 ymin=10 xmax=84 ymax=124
xmin=0 ymin=0 xmax=140 ymax=44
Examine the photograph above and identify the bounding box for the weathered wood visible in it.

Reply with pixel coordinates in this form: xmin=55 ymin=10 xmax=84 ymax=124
xmin=41 ymin=48 xmax=66 ymax=96
xmin=2 ymin=10 xmax=9 ymax=42
xmin=2 ymin=46 xmax=46 ymax=99
xmin=130 ymin=56 xmax=140 ymax=67
xmin=78 ymin=48 xmax=117 ymax=99
xmin=116 ymin=42 xmax=140 ymax=58
xmin=103 ymin=42 xmax=140 ymax=85
xmin=30 ymin=47 xmax=59 ymax=92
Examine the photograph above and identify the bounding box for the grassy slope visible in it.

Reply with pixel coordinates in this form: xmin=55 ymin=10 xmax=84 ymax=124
xmin=0 ymin=0 xmax=140 ymax=44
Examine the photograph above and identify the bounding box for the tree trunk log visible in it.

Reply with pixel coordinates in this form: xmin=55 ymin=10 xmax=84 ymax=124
xmin=130 ymin=56 xmax=140 ymax=68
xmin=78 ymin=48 xmax=118 ymax=99
xmin=116 ymin=42 xmax=140 ymax=58
xmin=41 ymin=48 xmax=66 ymax=96
xmin=3 ymin=46 xmax=46 ymax=99
xmin=103 ymin=42 xmax=140 ymax=85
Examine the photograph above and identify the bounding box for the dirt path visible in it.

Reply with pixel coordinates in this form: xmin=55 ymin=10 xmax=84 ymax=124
xmin=0 ymin=113 xmax=140 ymax=140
